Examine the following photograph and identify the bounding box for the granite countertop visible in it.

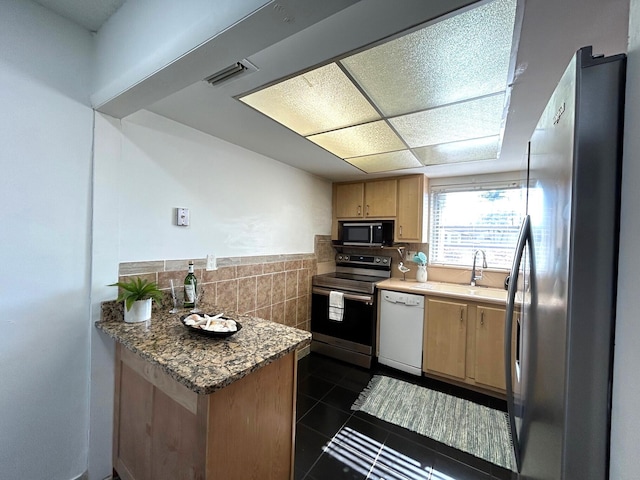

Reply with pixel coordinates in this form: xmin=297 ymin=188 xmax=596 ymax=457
xmin=96 ymin=301 xmax=311 ymax=395
xmin=377 ymin=278 xmax=508 ymax=305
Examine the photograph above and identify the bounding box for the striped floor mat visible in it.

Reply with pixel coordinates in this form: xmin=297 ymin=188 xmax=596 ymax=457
xmin=351 ymin=375 xmax=516 ymax=471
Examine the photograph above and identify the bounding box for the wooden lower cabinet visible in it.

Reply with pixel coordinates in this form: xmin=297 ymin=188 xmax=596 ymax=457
xmin=474 ymin=305 xmax=507 ymax=391
xmin=424 ymin=299 xmax=468 ymax=380
xmin=113 ymin=344 xmax=296 ymax=480
xmin=423 ymin=297 xmax=510 ymax=396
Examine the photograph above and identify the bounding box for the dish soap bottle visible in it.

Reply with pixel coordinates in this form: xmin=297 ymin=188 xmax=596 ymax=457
xmin=183 ymin=261 xmax=197 ymax=308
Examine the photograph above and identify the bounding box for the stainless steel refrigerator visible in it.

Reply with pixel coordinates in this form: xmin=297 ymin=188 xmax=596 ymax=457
xmin=505 ymin=46 xmax=626 ymax=479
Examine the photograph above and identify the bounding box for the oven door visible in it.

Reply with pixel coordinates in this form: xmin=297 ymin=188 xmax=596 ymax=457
xmin=311 ymin=287 xmax=376 ymax=367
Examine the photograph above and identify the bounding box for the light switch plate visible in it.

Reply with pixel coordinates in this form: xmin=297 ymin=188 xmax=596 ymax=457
xmin=176 ymin=208 xmax=189 ymax=226
xmin=206 ymin=254 xmax=217 ymax=271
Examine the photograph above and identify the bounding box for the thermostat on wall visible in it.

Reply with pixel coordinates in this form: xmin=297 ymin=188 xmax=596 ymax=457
xmin=176 ymin=208 xmax=189 ymax=226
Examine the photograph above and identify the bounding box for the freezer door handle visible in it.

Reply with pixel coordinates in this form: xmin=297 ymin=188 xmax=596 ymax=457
xmin=504 ymin=215 xmax=534 ymax=473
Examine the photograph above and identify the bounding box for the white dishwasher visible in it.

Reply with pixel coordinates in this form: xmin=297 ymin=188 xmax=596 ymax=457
xmin=378 ymin=290 xmax=425 ymax=376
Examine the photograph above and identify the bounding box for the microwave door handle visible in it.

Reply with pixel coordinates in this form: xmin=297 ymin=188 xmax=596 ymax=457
xmin=370 ymin=224 xmax=374 ymax=245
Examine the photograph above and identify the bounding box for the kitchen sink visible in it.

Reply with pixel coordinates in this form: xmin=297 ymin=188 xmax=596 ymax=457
xmin=410 ymin=282 xmax=507 ymax=300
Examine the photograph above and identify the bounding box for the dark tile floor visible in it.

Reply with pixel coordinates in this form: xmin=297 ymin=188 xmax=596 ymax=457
xmin=295 ymin=352 xmax=517 ymax=480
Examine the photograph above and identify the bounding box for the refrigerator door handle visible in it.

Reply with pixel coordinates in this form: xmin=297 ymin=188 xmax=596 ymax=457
xmin=504 ymin=215 xmax=532 ymax=472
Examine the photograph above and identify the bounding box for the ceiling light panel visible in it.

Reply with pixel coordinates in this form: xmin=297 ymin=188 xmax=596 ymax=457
xmin=414 ymin=135 xmax=500 ymax=165
xmin=307 ymin=120 xmax=405 ymax=158
xmin=239 ymin=63 xmax=381 ymax=136
xmin=347 ymin=150 xmax=422 ymax=173
xmin=340 ymin=0 xmax=517 ymax=116
xmin=390 ymin=94 xmax=505 ymax=148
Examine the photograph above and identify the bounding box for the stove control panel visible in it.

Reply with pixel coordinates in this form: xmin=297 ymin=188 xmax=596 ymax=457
xmin=335 ymin=254 xmax=391 ymax=268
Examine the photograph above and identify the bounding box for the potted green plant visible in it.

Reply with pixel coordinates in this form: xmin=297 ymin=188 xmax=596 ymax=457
xmin=109 ymin=277 xmax=163 ymax=323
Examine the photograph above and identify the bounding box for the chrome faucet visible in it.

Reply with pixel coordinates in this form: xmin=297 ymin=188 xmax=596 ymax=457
xmin=470 ymin=250 xmax=487 ymax=286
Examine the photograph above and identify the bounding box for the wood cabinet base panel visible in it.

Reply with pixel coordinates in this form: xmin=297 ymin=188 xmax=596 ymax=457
xmin=113 ymin=344 xmax=296 ymax=480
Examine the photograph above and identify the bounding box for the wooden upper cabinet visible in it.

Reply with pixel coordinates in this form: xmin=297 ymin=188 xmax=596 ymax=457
xmin=335 ymin=182 xmax=364 ymax=218
xmin=474 ymin=305 xmax=507 ymax=391
xmin=333 ymin=175 xmax=425 ymax=236
xmin=396 ymin=175 xmax=427 ymax=242
xmin=334 ymin=179 xmax=397 ymax=219
xmin=424 ymin=298 xmax=467 ymax=380
xmin=364 ymin=179 xmax=397 ymax=217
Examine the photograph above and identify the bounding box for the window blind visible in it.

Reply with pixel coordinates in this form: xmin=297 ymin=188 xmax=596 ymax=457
xmin=429 ymin=185 xmax=527 ymax=269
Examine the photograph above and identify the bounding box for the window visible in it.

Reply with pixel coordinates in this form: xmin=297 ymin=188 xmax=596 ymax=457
xmin=429 ymin=184 xmax=528 ymax=269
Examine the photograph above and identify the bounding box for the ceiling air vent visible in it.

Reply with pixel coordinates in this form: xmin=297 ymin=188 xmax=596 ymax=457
xmin=205 ymin=60 xmax=257 ymax=86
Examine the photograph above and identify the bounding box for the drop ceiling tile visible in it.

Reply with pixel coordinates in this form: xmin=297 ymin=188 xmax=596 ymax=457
xmin=307 ymin=120 xmax=406 ymax=158
xmin=390 ymin=94 xmax=505 ymax=148
xmin=414 ymin=135 xmax=500 ymax=165
xmin=340 ymin=0 xmax=516 ymax=116
xmin=236 ymin=0 xmax=519 ymax=175
xmin=346 ymin=150 xmax=422 ymax=173
xmin=239 ymin=63 xmax=381 ymax=136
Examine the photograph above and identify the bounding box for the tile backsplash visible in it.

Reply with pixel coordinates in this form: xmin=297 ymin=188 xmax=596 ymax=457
xmin=327 ymin=241 xmax=508 ymax=289
xmin=117 ymin=253 xmax=316 ymax=332
xmin=315 ymin=235 xmax=336 ymax=275
xmin=113 ymin=236 xmax=509 ymax=333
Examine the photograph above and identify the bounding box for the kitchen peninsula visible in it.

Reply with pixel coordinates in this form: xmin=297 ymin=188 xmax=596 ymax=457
xmin=96 ymin=302 xmax=311 ymax=480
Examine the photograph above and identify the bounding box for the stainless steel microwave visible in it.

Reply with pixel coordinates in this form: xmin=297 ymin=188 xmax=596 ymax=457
xmin=338 ymin=221 xmax=394 ymax=247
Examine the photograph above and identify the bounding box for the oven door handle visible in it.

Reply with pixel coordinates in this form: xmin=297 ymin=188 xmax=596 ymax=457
xmin=312 ymin=287 xmax=374 ymax=304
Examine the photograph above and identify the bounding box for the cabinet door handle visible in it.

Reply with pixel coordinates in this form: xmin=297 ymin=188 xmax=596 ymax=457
xmin=480 ymin=311 xmax=485 ymax=325
xmin=460 ymin=308 xmax=464 ymax=322
xmin=366 ymin=205 xmax=370 ymax=215
xmin=399 ymin=225 xmax=403 ymax=237
xmin=357 ymin=205 xmax=361 ymax=216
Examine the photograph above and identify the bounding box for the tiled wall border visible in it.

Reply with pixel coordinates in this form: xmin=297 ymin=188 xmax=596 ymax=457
xmin=117 ymin=253 xmax=317 ymax=332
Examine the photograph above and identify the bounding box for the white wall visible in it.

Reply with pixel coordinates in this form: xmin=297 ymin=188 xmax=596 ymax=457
xmin=92 ymin=0 xmax=268 ymax=106
xmin=0 ymin=1 xmax=94 ymax=479
xmin=117 ymin=109 xmax=332 ymax=261
xmin=611 ymin=1 xmax=640 ymax=478
xmin=89 ymin=113 xmax=122 ymax=479
xmin=88 ymin=109 xmax=332 ymax=478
